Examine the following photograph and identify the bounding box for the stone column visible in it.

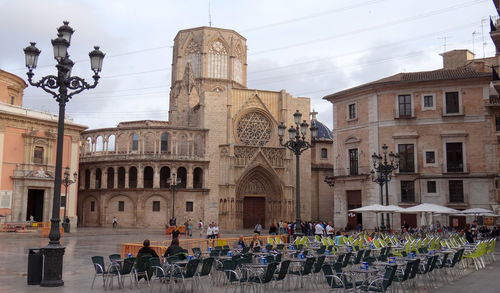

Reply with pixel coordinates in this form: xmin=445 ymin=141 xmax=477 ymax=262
xmin=90 ymin=169 xmax=96 ymax=189
xmin=187 ymin=166 xmax=193 ymax=189
xmin=125 ymin=169 xmax=129 ymax=189
xmin=153 ymin=164 xmax=160 ymax=188
xmin=113 ymin=167 xmax=118 ymax=189
xmin=137 ymin=164 xmax=144 ymax=189
xmin=102 ymin=169 xmax=108 ymax=190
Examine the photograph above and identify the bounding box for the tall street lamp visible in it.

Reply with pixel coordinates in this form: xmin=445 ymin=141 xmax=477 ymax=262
xmin=23 ymin=21 xmax=104 ymax=287
xmin=61 ymin=167 xmax=77 ymax=233
xmin=167 ymin=173 xmax=182 ymax=225
xmin=370 ymin=144 xmax=399 ymax=230
xmin=278 ymin=110 xmax=318 ymax=236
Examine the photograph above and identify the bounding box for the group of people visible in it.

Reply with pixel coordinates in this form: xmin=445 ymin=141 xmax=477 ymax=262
xmin=205 ymin=222 xmax=220 ymax=239
xmin=253 ymin=220 xmax=338 ymax=238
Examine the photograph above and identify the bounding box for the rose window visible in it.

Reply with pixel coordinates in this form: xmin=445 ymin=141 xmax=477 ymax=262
xmin=237 ymin=112 xmax=272 ymax=146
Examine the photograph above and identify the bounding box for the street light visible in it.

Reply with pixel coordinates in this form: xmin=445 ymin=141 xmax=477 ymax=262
xmin=278 ymin=110 xmax=318 ymax=236
xmin=370 ymin=144 xmax=399 ymax=231
xmin=23 ymin=21 xmax=104 ymax=287
xmin=61 ymin=167 xmax=77 ymax=233
xmin=167 ymin=173 xmax=182 ymax=225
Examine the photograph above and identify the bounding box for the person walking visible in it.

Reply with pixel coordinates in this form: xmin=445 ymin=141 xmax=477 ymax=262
xmin=315 ymin=222 xmax=325 ymax=237
xmin=206 ymin=223 xmax=213 ymax=239
xmin=254 ymin=223 xmax=262 ymax=235
xmin=112 ymin=216 xmax=118 ymax=229
xmin=198 ymin=219 xmax=204 ymax=237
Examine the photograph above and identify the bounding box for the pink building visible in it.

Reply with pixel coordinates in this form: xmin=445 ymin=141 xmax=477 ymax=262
xmin=324 ymin=51 xmax=500 ymax=230
xmin=0 ymin=69 xmax=86 ymax=228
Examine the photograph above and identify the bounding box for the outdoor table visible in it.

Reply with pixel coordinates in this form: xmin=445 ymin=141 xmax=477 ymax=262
xmin=345 ymin=266 xmax=382 ymax=287
xmin=373 ymin=260 xmax=406 ymax=267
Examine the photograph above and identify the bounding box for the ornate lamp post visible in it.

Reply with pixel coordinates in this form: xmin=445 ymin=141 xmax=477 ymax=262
xmin=61 ymin=167 xmax=77 ymax=233
xmin=167 ymin=173 xmax=182 ymax=224
xmin=370 ymin=144 xmax=399 ymax=230
xmin=278 ymin=110 xmax=318 ymax=236
xmin=23 ymin=21 xmax=104 ymax=287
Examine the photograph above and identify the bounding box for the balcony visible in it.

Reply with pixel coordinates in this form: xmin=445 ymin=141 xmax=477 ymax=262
xmin=486 ymin=95 xmax=500 ymax=108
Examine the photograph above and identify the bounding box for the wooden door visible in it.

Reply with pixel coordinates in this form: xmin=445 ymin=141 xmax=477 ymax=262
xmin=243 ymin=197 xmax=265 ymax=229
xmin=449 ymin=215 xmax=466 ymax=229
xmin=400 ymin=213 xmax=417 ymax=228
xmin=346 ymin=190 xmax=362 ymax=230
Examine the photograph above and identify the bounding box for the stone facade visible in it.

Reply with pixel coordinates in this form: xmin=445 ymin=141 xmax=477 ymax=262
xmin=0 ymin=69 xmax=86 ymax=228
xmin=78 ymin=27 xmax=333 ymax=229
xmin=324 ymin=51 xmax=500 ymax=230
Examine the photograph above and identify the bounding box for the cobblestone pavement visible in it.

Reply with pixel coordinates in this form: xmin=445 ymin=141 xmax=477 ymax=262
xmin=0 ymin=228 xmax=497 ymax=293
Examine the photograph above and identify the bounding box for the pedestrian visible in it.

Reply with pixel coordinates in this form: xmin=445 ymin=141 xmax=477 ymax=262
xmin=188 ymin=219 xmax=193 ymax=238
xmin=269 ymin=223 xmax=277 ymax=235
xmin=206 ymin=223 xmax=213 ymax=239
xmin=279 ymin=220 xmax=284 ymax=235
xmin=315 ymin=221 xmax=325 ymax=237
xmin=184 ymin=219 xmax=189 ymax=237
xmin=112 ymin=216 xmax=118 ymax=229
xmin=172 ymin=226 xmax=180 ymax=239
xmin=326 ymin=222 xmax=334 ymax=238
xmin=198 ymin=219 xmax=204 ymax=237
xmin=254 ymin=223 xmax=262 ymax=235
xmin=213 ymin=223 xmax=219 ymax=238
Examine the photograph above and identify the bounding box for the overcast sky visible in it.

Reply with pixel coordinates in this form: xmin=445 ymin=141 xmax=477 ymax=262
xmin=0 ymin=0 xmax=497 ymax=130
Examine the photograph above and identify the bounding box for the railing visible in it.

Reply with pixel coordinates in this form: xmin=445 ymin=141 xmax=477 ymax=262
xmin=333 ymin=165 xmax=371 ymax=177
xmin=80 ymin=152 xmax=206 ymax=163
xmin=488 ymin=96 xmax=500 ymax=105
xmin=120 ymin=235 xmax=287 ymax=258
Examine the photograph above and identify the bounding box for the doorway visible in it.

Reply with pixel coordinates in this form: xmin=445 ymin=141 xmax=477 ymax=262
xmin=243 ymin=197 xmax=265 ymax=229
xmin=346 ymin=190 xmax=362 ymax=230
xmin=27 ymin=189 xmax=44 ymax=221
xmin=401 ymin=213 xmax=417 ymax=228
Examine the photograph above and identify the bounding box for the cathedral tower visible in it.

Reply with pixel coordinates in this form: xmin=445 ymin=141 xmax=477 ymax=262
xmin=169 ymin=27 xmax=247 ymax=126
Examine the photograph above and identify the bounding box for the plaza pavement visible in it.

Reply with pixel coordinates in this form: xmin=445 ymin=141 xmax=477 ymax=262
xmin=0 ymin=227 xmax=498 ymax=292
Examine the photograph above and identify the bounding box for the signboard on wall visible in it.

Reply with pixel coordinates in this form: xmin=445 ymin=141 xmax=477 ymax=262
xmin=0 ymin=191 xmax=12 ymax=208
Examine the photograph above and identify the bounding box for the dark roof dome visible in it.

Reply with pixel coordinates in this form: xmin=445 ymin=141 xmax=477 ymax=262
xmin=313 ymin=120 xmax=333 ymax=141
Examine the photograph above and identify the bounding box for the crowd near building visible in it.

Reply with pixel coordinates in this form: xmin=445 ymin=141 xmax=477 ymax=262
xmin=1 ymin=17 xmax=500 ymax=230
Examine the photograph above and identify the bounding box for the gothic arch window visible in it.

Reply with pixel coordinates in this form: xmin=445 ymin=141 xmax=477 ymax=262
xmin=177 ymin=167 xmax=187 ymax=188
xmin=179 ymin=134 xmax=188 ymax=156
xmin=161 ymin=133 xmax=169 ymax=153
xmin=96 ymin=136 xmax=104 ymax=152
xmin=193 ymin=167 xmax=203 ymax=189
xmin=107 ymin=167 xmax=114 ymax=189
xmin=85 ymin=169 xmax=90 ymax=189
xmin=184 ymin=40 xmax=201 ymax=77
xmin=107 ymin=134 xmax=116 ymax=151
xmin=236 ymin=111 xmax=273 ymax=146
xmin=194 ymin=134 xmax=204 ymax=157
xmin=129 ymin=167 xmax=137 ymax=188
xmin=208 ymin=39 xmax=228 ymax=79
xmin=95 ymin=168 xmax=102 ymax=189
xmin=144 ymin=166 xmax=154 ymax=188
xmin=131 ymin=133 xmax=139 ymax=151
xmin=118 ymin=167 xmax=126 ymax=188
xmin=160 ymin=166 xmax=171 ymax=188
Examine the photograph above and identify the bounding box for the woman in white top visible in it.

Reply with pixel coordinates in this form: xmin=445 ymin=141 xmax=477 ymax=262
xmin=213 ymin=224 xmax=219 ymax=238
xmin=206 ymin=224 xmax=213 ymax=239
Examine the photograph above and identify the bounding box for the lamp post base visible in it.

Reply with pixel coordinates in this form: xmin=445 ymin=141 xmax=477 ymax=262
xmin=40 ymin=246 xmax=65 ymax=287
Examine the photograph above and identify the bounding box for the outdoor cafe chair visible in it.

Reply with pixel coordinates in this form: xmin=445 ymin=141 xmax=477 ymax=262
xmin=149 ymin=256 xmax=169 ymax=293
xmin=392 ymin=259 xmax=415 ymax=292
xmin=357 ymin=264 xmax=396 ymax=293
xmin=311 ymin=255 xmax=326 ymax=286
xmin=134 ymin=254 xmax=153 ymax=288
xmin=172 ymin=258 xmax=200 ymax=293
xmin=109 ymin=254 xmax=121 ymax=263
xmin=248 ymin=262 xmax=278 ymax=293
xmin=108 ymin=257 xmax=136 ymax=289
xmin=288 ymin=256 xmax=315 ymax=290
xmin=91 ymin=256 xmax=109 ymax=289
xmin=273 ymin=259 xmax=290 ymax=291
xmin=221 ymin=259 xmax=250 ymax=293
xmin=322 ymin=263 xmax=355 ymax=292
xmin=195 ymin=257 xmax=214 ymax=293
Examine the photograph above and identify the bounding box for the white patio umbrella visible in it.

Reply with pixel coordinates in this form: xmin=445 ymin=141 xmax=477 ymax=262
xmin=402 ymin=203 xmax=460 ymax=214
xmin=402 ymin=203 xmax=460 ymax=228
xmin=479 ymin=213 xmax=499 ymax=217
xmin=349 ymin=204 xmax=386 ymax=230
xmin=462 ymin=208 xmax=494 ymax=214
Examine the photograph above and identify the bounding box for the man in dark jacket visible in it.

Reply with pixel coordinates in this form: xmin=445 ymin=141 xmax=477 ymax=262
xmin=135 ymin=239 xmax=158 ymax=281
xmin=164 ymin=238 xmax=186 ymax=259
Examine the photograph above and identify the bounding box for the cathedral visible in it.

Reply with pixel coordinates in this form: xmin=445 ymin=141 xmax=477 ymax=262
xmin=77 ymin=26 xmax=333 ymax=229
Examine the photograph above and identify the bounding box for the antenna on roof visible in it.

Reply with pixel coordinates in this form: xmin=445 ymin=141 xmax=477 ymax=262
xmin=208 ymin=0 xmax=212 ymax=27
xmin=472 ymin=31 xmax=480 ymax=54
xmin=481 ymin=17 xmax=487 ymax=58
xmin=438 ymin=36 xmax=449 ymax=53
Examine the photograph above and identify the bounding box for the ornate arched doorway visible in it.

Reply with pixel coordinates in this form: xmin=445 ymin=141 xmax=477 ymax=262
xmin=236 ymin=165 xmax=283 ymax=229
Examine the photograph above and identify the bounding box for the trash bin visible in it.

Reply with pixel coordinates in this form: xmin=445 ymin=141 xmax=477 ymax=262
xmin=27 ymin=248 xmax=43 ymax=285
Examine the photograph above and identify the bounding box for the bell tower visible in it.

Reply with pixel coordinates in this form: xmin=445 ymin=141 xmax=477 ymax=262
xmin=168 ymin=27 xmax=247 ymax=125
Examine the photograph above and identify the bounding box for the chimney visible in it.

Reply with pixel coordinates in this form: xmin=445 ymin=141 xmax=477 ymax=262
xmin=440 ymin=49 xmax=475 ymax=69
